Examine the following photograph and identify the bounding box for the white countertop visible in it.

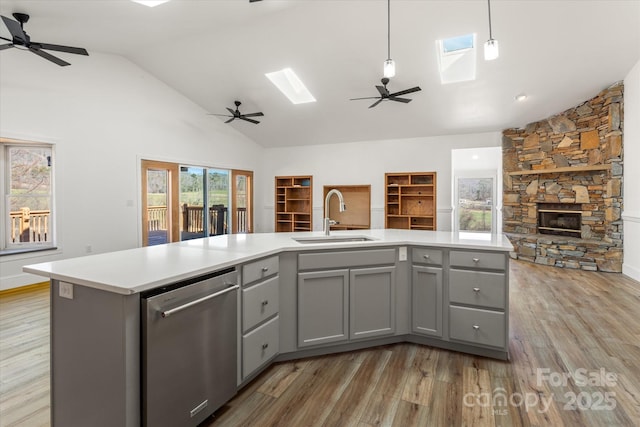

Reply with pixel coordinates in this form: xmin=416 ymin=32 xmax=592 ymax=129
xmin=23 ymin=229 xmax=514 ymax=295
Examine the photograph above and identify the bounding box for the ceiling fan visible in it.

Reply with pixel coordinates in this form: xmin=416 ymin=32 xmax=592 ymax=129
xmin=0 ymin=13 xmax=89 ymax=66
xmin=210 ymin=101 xmax=264 ymax=124
xmin=350 ymin=78 xmax=421 ymax=108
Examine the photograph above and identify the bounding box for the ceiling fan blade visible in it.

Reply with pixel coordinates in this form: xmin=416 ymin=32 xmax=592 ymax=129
xmin=389 ymin=97 xmax=412 ymax=103
xmin=32 ymin=42 xmax=88 ymax=56
xmin=350 ymin=96 xmax=380 ymax=101
xmin=241 ymin=112 xmax=264 ymax=118
xmin=376 ymin=85 xmax=388 ymax=97
xmin=368 ymin=99 xmax=383 ymax=109
xmin=225 ymin=117 xmax=235 ymax=123
xmin=0 ymin=43 xmax=14 ymax=51
xmin=389 ymin=86 xmax=421 ymax=97
xmin=209 ymin=113 xmax=233 ymax=117
xmin=240 ymin=117 xmax=260 ymax=124
xmin=1 ymin=15 xmax=27 ymax=43
xmin=29 ymin=47 xmax=70 ymax=66
xmin=0 ymin=35 xmax=12 ymax=42
xmin=226 ymin=107 xmax=236 ymax=115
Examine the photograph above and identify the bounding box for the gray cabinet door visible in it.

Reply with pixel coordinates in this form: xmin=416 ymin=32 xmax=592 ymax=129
xmin=297 ymin=269 xmax=349 ymax=347
xmin=412 ymin=265 xmax=443 ymax=337
xmin=349 ymin=266 xmax=396 ymax=340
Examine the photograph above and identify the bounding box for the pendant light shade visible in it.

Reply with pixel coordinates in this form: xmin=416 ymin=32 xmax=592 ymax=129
xmin=384 ymin=59 xmax=396 ymax=78
xmin=383 ymin=0 xmax=396 ymax=77
xmin=484 ymin=38 xmax=499 ymax=61
xmin=484 ymin=0 xmax=499 ymax=60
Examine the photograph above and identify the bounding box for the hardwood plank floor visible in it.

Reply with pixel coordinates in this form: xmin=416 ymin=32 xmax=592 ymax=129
xmin=1 ymin=261 xmax=639 ymax=427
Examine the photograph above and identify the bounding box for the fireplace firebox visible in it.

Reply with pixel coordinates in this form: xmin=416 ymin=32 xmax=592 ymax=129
xmin=537 ymin=203 xmax=582 ymax=237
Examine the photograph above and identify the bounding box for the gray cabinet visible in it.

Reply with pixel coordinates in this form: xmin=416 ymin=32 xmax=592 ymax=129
xmin=241 ymin=256 xmax=280 ymax=380
xmin=297 ymin=249 xmax=397 ymax=349
xmin=448 ymin=250 xmax=509 ymax=352
xmin=350 ymin=266 xmax=396 ymax=340
xmin=411 ymin=265 xmax=443 ymax=337
xmin=298 ymin=269 xmax=349 ymax=347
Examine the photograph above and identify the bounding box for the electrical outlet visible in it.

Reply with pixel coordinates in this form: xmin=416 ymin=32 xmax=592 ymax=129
xmin=398 ymin=246 xmax=407 ymax=261
xmin=59 ymin=282 xmax=74 ymax=300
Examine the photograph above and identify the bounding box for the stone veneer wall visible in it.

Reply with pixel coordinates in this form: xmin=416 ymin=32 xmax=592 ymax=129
xmin=502 ymin=83 xmax=623 ymax=272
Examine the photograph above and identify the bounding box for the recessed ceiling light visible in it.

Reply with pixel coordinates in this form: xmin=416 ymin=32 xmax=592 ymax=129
xmin=472 ymin=154 xmax=480 ymax=160
xmin=131 ymin=0 xmax=170 ymax=7
xmin=515 ymin=93 xmax=527 ymax=101
xmin=265 ymin=68 xmax=316 ymax=104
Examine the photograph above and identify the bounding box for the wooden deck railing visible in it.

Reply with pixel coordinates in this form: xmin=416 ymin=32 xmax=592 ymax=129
xmin=9 ymin=208 xmax=51 ymax=243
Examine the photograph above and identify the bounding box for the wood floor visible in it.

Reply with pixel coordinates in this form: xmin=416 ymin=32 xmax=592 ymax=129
xmin=1 ymin=261 xmax=639 ymax=427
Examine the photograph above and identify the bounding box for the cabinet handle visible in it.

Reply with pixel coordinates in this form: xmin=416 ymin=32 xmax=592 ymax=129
xmin=472 ymin=258 xmax=480 ymax=263
xmin=423 ymin=254 xmax=430 ymax=260
xmin=473 ymin=287 xmax=480 ymax=292
xmin=472 ymin=325 xmax=480 ymax=330
xmin=261 ymin=267 xmax=269 ymax=272
xmin=262 ymin=343 xmax=269 ymax=350
xmin=261 ymin=300 xmax=269 ymax=306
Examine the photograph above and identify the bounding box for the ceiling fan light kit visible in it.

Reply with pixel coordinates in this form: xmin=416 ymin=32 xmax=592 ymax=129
xmin=484 ymin=0 xmax=499 ymax=60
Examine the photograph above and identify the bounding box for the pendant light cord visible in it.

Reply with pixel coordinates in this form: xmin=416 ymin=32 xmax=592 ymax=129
xmin=487 ymin=0 xmax=493 ymax=40
xmin=387 ymin=0 xmax=391 ymax=60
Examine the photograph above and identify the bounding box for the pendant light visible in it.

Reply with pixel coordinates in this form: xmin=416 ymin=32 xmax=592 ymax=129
xmin=383 ymin=0 xmax=396 ymax=78
xmin=484 ymin=0 xmax=499 ymax=61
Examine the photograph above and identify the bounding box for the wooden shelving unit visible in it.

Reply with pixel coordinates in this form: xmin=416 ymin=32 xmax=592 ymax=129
xmin=385 ymin=172 xmax=437 ymax=231
xmin=323 ymin=185 xmax=371 ymax=230
xmin=275 ymin=175 xmax=312 ymax=232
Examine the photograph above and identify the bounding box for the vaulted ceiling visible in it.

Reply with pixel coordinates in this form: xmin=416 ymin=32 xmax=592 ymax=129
xmin=1 ymin=0 xmax=639 ymax=147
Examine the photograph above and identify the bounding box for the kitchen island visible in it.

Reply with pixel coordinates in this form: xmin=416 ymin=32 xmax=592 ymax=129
xmin=24 ymin=229 xmax=513 ymax=427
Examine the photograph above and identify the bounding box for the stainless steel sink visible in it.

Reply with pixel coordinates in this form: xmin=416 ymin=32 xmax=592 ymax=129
xmin=293 ymin=236 xmax=376 ymax=244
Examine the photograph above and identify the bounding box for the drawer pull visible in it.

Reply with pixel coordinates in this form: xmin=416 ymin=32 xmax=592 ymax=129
xmin=472 ymin=325 xmax=480 ymax=330
xmin=261 ymin=267 xmax=269 ymax=272
xmin=472 ymin=258 xmax=480 ymax=263
xmin=262 ymin=343 xmax=269 ymax=350
xmin=473 ymin=287 xmax=480 ymax=292
xmin=261 ymin=300 xmax=269 ymax=306
xmin=423 ymin=254 xmax=430 ymax=260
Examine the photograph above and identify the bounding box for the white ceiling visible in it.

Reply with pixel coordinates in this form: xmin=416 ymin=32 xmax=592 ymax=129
xmin=1 ymin=0 xmax=639 ymax=148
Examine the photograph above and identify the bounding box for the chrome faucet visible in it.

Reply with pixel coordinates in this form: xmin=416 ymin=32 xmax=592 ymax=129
xmin=324 ymin=189 xmax=346 ymax=236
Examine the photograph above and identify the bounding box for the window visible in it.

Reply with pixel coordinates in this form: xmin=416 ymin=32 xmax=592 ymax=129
xmin=1 ymin=139 xmax=55 ymax=253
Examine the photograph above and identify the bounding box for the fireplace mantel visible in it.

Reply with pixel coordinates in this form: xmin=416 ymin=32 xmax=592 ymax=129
xmin=506 ymin=164 xmax=611 ymax=176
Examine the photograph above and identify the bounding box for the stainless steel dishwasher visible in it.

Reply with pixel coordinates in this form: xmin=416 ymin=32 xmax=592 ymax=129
xmin=141 ymin=267 xmax=238 ymax=427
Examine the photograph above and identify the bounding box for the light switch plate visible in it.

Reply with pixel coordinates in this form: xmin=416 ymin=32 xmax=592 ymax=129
xmin=59 ymin=282 xmax=74 ymax=299
xmin=398 ymin=246 xmax=407 ymax=261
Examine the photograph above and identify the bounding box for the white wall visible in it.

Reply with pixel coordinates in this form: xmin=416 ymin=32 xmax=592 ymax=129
xmin=259 ymin=132 xmax=502 ymax=233
xmin=0 ymin=52 xmax=264 ymax=290
xmin=623 ymin=59 xmax=640 ymax=281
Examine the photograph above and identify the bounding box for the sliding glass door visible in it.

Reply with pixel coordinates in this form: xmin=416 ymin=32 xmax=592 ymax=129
xmin=455 ymin=176 xmax=495 ymax=235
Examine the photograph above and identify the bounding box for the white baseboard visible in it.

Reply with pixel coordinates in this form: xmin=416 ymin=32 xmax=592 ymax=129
xmin=623 ymin=263 xmax=640 ymax=283
xmin=0 ymin=272 xmax=47 ymax=292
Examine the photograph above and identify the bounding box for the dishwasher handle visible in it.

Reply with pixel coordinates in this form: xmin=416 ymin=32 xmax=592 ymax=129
xmin=161 ymin=284 xmax=239 ymax=318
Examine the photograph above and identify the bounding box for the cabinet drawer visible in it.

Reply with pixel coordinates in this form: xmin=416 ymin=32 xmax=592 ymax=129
xmin=298 ymin=249 xmax=395 ymax=271
xmin=242 ymin=256 xmax=279 ymax=285
xmin=411 ymin=247 xmax=443 ymax=266
xmin=242 ymin=276 xmax=279 ymax=332
xmin=449 ymin=250 xmax=506 ymax=271
xmin=242 ymin=315 xmax=279 ymax=379
xmin=449 ymin=269 xmax=506 ymax=309
xmin=449 ymin=306 xmax=505 ymax=349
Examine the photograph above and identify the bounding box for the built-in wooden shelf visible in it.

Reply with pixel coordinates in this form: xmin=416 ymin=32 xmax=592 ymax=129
xmin=506 ymin=164 xmax=611 ymax=176
xmin=385 ymin=172 xmax=437 ymax=231
xmin=275 ymin=175 xmax=312 ymax=232
xmin=323 ymin=185 xmax=371 ymax=230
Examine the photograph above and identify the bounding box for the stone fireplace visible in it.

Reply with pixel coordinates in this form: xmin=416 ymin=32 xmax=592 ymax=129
xmin=502 ymin=82 xmax=623 ymax=272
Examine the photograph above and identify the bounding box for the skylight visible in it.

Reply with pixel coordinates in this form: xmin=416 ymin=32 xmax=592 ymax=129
xmin=436 ymin=33 xmax=477 ymax=84
xmin=131 ymin=0 xmax=170 ymax=7
xmin=265 ymin=68 xmax=316 ymax=104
